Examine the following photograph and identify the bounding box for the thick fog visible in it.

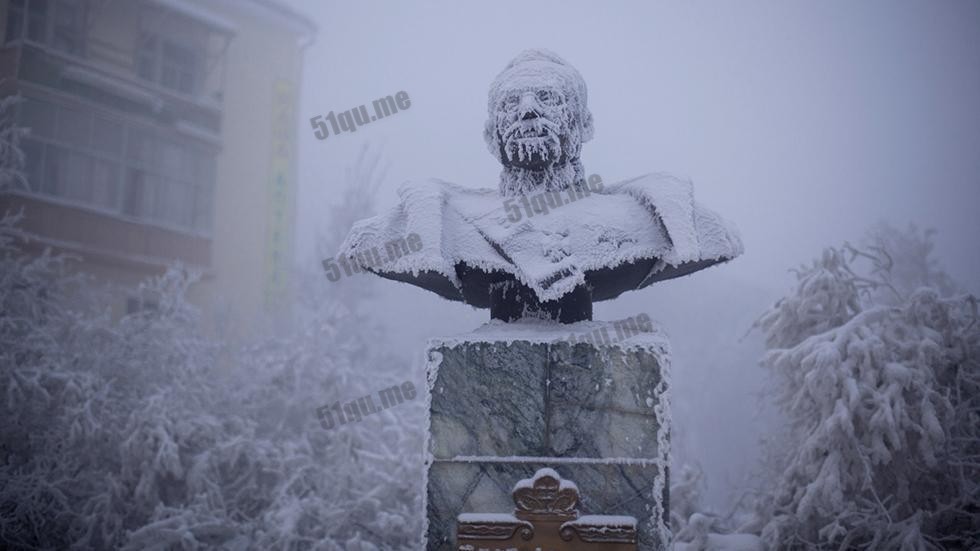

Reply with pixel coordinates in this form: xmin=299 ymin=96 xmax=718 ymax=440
xmin=288 ymin=0 xmax=980 ymax=511
xmin=3 ymin=1 xmax=978 ymax=548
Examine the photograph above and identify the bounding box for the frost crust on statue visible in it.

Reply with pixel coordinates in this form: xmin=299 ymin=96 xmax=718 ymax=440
xmin=337 ymin=49 xmax=744 ymax=322
xmin=484 ymin=49 xmax=593 ymax=196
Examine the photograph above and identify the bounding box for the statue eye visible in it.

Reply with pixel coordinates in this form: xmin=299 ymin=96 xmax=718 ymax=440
xmin=502 ymin=94 xmax=520 ymax=110
xmin=537 ymin=89 xmax=562 ymax=106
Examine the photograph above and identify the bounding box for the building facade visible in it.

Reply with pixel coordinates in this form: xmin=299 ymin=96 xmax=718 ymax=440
xmin=0 ymin=0 xmax=314 ymax=326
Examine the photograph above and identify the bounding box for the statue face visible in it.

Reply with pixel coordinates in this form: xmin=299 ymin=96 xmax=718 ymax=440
xmin=485 ymin=50 xmax=594 ymax=177
xmin=493 ymin=84 xmax=570 ymax=170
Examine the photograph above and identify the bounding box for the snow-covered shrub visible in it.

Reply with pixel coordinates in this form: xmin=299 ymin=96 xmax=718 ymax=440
xmin=671 ymin=463 xmax=708 ymax=537
xmin=0 ymin=131 xmax=423 ymax=549
xmin=755 ymin=225 xmax=980 ymax=550
xmin=0 ymin=94 xmax=27 ymax=191
xmin=670 ymin=463 xmax=766 ymax=550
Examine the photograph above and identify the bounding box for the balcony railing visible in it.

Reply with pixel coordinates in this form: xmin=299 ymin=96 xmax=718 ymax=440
xmin=6 ymin=40 xmax=224 ymax=134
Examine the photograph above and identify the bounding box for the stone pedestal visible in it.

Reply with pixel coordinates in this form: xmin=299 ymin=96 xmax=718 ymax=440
xmin=423 ymin=319 xmax=671 ymax=550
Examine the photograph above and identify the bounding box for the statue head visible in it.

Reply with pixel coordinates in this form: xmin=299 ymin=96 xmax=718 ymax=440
xmin=485 ymin=49 xmax=594 ymax=195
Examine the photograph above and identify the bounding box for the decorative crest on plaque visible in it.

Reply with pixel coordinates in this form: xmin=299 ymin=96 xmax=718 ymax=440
xmin=456 ymin=468 xmax=638 ymax=550
xmin=514 ymin=468 xmax=579 ymax=521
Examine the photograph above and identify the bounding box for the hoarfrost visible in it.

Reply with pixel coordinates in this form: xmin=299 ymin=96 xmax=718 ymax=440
xmin=484 ymin=49 xmax=593 ymax=196
xmin=752 ymin=226 xmax=980 ymax=549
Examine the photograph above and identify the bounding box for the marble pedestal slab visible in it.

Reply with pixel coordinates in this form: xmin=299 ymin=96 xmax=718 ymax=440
xmin=423 ymin=319 xmax=672 ymax=550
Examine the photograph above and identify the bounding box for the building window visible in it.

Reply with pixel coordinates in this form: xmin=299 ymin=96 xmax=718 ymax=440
xmin=40 ymin=142 xmax=67 ymax=197
xmin=17 ymin=96 xmax=216 ymax=236
xmin=162 ymin=42 xmax=198 ymax=95
xmin=193 ymin=178 xmax=213 ymax=232
xmin=122 ymin=168 xmax=147 ymax=218
xmin=57 ymin=104 xmax=89 ymax=145
xmin=126 ymin=128 xmax=155 ymax=166
xmin=136 ymin=34 xmax=157 ymax=82
xmin=51 ymin=0 xmax=83 ymax=54
xmin=20 ymin=96 xmax=57 ymax=137
xmin=26 ymin=0 xmax=48 ymax=43
xmin=5 ymin=0 xmax=26 ymax=42
xmin=90 ymin=158 xmax=119 ymax=210
xmin=21 ymin=138 xmax=44 ymax=191
xmin=62 ymin=149 xmax=91 ymax=204
xmin=5 ymin=0 xmax=85 ymax=55
xmin=136 ymin=32 xmax=201 ymax=95
xmin=91 ymin=116 xmax=123 ymax=156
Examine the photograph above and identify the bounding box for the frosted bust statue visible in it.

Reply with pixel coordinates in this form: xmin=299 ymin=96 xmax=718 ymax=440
xmin=338 ymin=49 xmax=743 ymax=323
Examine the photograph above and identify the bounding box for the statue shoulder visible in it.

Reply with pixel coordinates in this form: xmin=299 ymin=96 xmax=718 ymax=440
xmin=603 ymin=172 xmax=693 ymax=196
xmin=396 ymin=178 xmax=496 ymax=202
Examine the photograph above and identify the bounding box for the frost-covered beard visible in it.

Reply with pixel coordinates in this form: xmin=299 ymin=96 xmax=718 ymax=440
xmin=501 ymin=116 xmax=562 ymax=170
xmin=485 ymin=50 xmax=595 ymax=197
xmin=498 ymin=153 xmax=585 ymax=196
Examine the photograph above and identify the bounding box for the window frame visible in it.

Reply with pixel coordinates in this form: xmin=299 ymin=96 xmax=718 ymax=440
xmin=5 ymin=0 xmax=26 ymax=43
xmin=135 ymin=30 xmax=203 ymax=97
xmin=5 ymin=0 xmax=86 ymax=56
xmin=17 ymin=94 xmax=217 ymax=237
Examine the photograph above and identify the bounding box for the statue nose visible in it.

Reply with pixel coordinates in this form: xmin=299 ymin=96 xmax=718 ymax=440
xmin=518 ymin=93 xmax=540 ymax=120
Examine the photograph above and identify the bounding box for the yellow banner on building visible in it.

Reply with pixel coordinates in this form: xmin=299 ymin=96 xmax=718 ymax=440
xmin=264 ymin=79 xmax=295 ymax=309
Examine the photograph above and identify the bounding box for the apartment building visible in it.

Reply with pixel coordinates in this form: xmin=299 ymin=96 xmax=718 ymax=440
xmin=0 ymin=0 xmax=315 ymax=325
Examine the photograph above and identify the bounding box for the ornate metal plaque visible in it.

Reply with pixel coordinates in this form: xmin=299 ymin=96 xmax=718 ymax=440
xmin=456 ymin=468 xmax=638 ymax=551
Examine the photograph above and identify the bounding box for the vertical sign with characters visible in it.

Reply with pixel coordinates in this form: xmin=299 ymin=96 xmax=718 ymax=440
xmin=264 ymin=79 xmax=295 ymax=309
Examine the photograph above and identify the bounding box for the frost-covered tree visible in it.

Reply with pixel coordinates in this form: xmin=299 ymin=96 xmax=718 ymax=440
xmin=754 ymin=225 xmax=980 ymax=550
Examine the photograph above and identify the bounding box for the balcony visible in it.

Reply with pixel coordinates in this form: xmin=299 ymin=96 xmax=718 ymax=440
xmin=0 ymin=192 xmax=212 ymax=272
xmin=2 ymin=0 xmax=232 ymax=135
xmin=0 ymin=0 xmax=233 ymax=272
